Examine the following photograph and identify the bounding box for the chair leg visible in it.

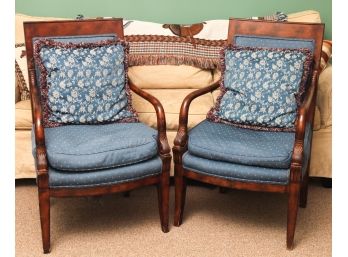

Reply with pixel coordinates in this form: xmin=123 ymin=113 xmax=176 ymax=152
xmin=219 ymin=186 xmax=228 ymax=194
xmin=287 ymin=182 xmax=300 ymax=250
xmin=299 ymin=171 xmax=309 ymax=208
xmin=174 ymin=164 xmax=187 ymax=226
xmin=38 ymin=189 xmax=50 ymax=254
xmin=157 ymin=171 xmax=169 ymax=233
xmin=123 ymin=191 xmax=131 ymax=197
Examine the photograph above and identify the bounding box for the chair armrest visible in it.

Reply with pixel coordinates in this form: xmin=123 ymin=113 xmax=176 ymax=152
xmin=129 ymin=82 xmax=170 ymax=156
xmin=291 ymin=70 xmax=319 ymax=167
xmin=174 ymin=81 xmax=220 ymax=149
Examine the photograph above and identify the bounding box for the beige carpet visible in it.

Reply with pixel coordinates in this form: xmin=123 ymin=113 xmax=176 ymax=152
xmin=16 ymin=179 xmax=331 ymax=257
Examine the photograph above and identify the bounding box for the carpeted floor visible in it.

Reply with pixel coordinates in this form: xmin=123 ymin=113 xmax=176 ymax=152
xmin=15 ymin=179 xmax=331 ymax=257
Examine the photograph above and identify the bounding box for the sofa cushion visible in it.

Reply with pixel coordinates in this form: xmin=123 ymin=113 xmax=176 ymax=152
xmin=49 ymin=156 xmax=162 ymax=188
xmin=310 ymin=127 xmax=332 ymax=177
xmin=16 ymin=130 xmax=36 ymax=179
xmin=132 ymin=88 xmax=214 ymax=130
xmin=15 ymin=100 xmax=32 ymax=130
xmin=128 ymin=65 xmax=218 ymax=89
xmin=34 ymin=38 xmax=138 ymax=127
xmin=37 ymin=122 xmax=158 ymax=171
xmin=287 ymin=10 xmax=321 ymax=23
xmin=188 ymin=120 xmax=295 ymax=169
xmin=207 ymin=45 xmax=313 ymax=131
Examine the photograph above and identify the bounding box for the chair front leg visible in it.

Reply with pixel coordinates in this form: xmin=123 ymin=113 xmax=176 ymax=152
xmin=38 ymin=189 xmax=50 ymax=253
xmin=300 ymin=163 xmax=310 ymax=208
xmin=157 ymin=154 xmax=171 ymax=233
xmin=173 ymin=147 xmax=187 ymax=226
xmin=287 ymin=167 xmax=302 ymax=249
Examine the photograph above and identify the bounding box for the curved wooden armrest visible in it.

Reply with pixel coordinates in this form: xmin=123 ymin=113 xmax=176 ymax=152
xmin=129 ymin=82 xmax=170 ymax=156
xmin=32 ymin=96 xmax=49 ymax=176
xmin=29 ymin=68 xmax=49 ymax=177
xmin=174 ymin=81 xmax=220 ymax=148
xmin=291 ymin=70 xmax=318 ymax=166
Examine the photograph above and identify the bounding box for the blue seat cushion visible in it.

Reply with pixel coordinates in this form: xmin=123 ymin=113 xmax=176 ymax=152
xmin=49 ymin=156 xmax=162 ymax=188
xmin=183 ymin=152 xmax=290 ymax=185
xmin=36 ymin=122 xmax=158 ymax=171
xmin=188 ymin=120 xmax=295 ymax=169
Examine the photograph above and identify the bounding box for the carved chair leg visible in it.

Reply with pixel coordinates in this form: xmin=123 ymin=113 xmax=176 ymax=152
xmin=174 ymin=164 xmax=187 ymax=226
xmin=157 ymin=158 xmax=170 ymax=233
xmin=287 ymin=182 xmax=300 ymax=250
xmin=123 ymin=191 xmax=131 ymax=197
xmin=300 ymin=165 xmax=310 ymax=208
xmin=38 ymin=189 xmax=50 ymax=254
xmin=219 ymin=187 xmax=228 ymax=194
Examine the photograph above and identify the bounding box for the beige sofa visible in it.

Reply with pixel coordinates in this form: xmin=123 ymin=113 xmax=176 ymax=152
xmin=15 ymin=11 xmax=332 ymax=179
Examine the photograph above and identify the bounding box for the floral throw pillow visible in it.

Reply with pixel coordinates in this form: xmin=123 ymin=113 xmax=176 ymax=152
xmin=207 ymin=46 xmax=313 ymax=131
xmin=34 ymin=39 xmax=138 ymax=127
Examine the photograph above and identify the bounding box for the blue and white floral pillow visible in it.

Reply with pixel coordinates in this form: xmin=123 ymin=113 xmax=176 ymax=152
xmin=34 ymin=39 xmax=138 ymax=127
xmin=207 ymin=46 xmax=313 ymax=131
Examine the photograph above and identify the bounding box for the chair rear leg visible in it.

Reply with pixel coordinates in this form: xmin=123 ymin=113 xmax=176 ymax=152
xmin=174 ymin=164 xmax=187 ymax=226
xmin=287 ymin=182 xmax=300 ymax=250
xmin=38 ymin=190 xmax=50 ymax=253
xmin=157 ymin=161 xmax=170 ymax=233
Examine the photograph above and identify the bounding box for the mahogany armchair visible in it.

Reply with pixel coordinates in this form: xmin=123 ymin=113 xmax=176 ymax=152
xmin=173 ymin=18 xmax=324 ymax=249
xmin=24 ymin=19 xmax=171 ymax=253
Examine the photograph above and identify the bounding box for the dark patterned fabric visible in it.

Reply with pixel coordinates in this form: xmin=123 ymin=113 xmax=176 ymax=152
xmin=15 ymin=43 xmax=30 ymax=100
xmin=125 ymin=35 xmax=225 ymax=70
xmin=33 ymin=123 xmax=158 ymax=171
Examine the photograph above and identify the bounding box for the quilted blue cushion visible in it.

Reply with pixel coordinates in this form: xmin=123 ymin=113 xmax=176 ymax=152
xmin=188 ymin=120 xmax=295 ymax=169
xmin=49 ymin=156 xmax=162 ymax=188
xmin=183 ymin=152 xmax=290 ymax=185
xmin=34 ymin=123 xmax=158 ymax=171
xmin=184 ymin=120 xmax=313 ymax=184
xmin=34 ymin=36 xmax=138 ymax=127
xmin=207 ymin=41 xmax=313 ymax=131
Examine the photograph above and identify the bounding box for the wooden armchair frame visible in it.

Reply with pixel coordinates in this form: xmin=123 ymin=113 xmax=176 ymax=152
xmin=173 ymin=18 xmax=324 ymax=249
xmin=24 ymin=19 xmax=171 ymax=253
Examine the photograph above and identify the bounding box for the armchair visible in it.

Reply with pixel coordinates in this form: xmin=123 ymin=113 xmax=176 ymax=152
xmin=173 ymin=18 xmax=324 ymax=249
xmin=24 ymin=19 xmax=171 ymax=253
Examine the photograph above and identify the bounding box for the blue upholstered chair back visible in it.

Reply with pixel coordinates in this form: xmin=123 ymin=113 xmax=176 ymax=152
xmin=234 ymin=34 xmax=315 ymax=53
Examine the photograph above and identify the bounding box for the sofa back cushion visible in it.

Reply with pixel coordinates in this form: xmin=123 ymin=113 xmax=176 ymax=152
xmin=34 ymin=37 xmax=138 ymax=127
xmin=128 ymin=65 xmax=218 ymax=89
xmin=207 ymin=45 xmax=313 ymax=131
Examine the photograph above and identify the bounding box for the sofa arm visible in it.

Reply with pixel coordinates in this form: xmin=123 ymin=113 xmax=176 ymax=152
xmin=317 ymin=63 xmax=332 ymax=128
xmin=15 ymin=75 xmax=20 ymax=103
